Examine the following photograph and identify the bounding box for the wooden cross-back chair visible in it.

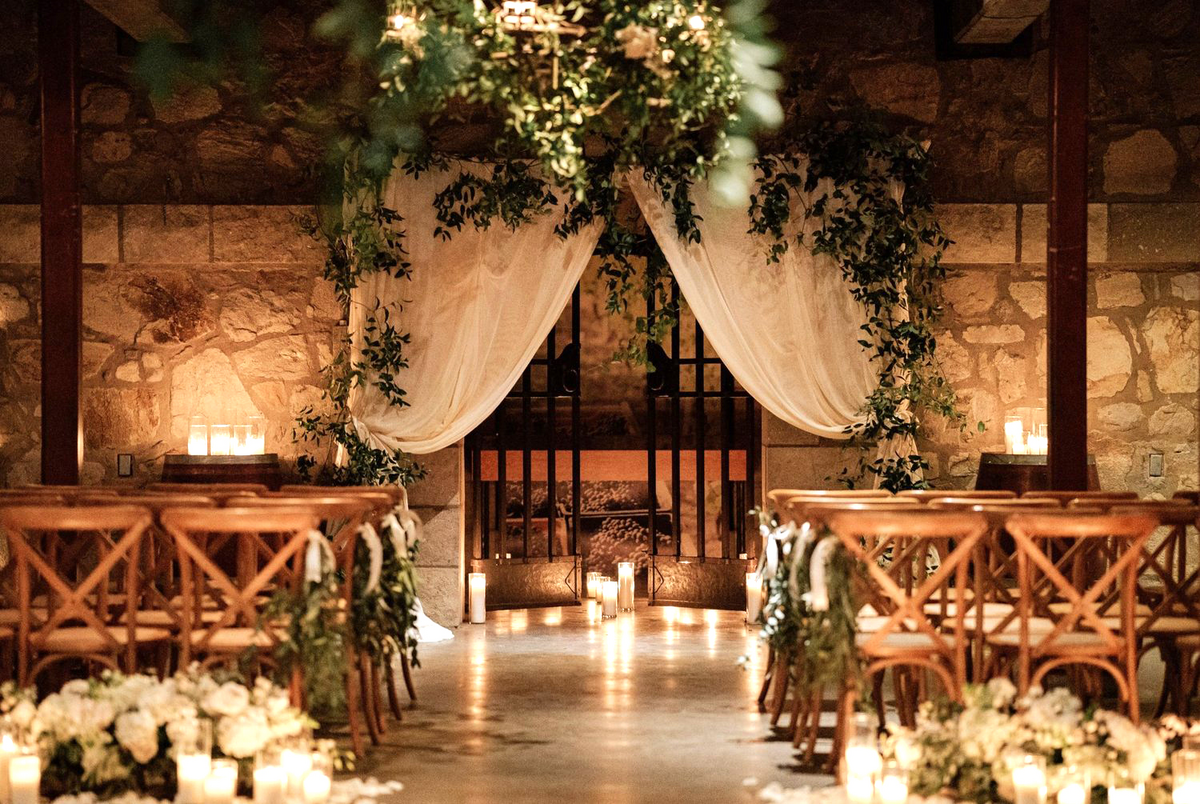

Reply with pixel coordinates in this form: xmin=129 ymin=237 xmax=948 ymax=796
xmin=234 ymin=496 xmax=380 ymax=754
xmin=1106 ymin=503 xmax=1200 ymax=715
xmin=278 ymin=484 xmax=408 ymax=506
xmin=766 ymin=488 xmax=892 ymax=509
xmin=0 ymin=505 xmax=169 ymax=685
xmin=993 ymin=512 xmax=1157 ymax=721
xmin=1023 ymin=490 xmax=1139 ymax=503
xmin=817 ymin=509 xmax=988 ymax=766
xmin=159 ymin=507 xmax=317 ymax=688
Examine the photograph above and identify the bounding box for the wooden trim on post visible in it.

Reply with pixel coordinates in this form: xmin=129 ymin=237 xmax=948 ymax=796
xmin=1046 ymin=0 xmax=1089 ymax=491
xmin=38 ymin=0 xmax=84 ymax=486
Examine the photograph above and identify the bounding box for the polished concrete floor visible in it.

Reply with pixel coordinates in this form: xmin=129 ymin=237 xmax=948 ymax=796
xmin=361 ymin=602 xmax=828 ymax=803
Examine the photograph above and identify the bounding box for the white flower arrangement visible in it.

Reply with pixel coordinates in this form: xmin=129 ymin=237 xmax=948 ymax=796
xmin=1 ymin=667 xmax=312 ymax=797
xmin=881 ymin=681 xmax=1172 ymax=803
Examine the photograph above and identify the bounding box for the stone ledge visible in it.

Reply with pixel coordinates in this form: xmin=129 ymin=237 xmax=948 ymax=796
xmin=1018 ymin=204 xmax=1109 ymax=263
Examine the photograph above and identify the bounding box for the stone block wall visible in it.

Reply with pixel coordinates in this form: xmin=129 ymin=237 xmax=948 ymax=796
xmin=763 ymin=202 xmax=1200 ymax=498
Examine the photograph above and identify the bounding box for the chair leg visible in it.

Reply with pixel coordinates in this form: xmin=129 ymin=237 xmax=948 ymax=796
xmin=386 ymin=659 xmax=404 ymax=721
xmin=344 ymin=653 xmax=367 ymax=758
xmin=802 ymin=692 xmax=822 ymax=763
xmin=769 ymin=655 xmax=790 ymax=727
xmin=758 ymin=645 xmax=776 ymax=713
xmin=400 ymin=651 xmax=417 ymax=702
xmin=368 ymin=659 xmax=388 ymax=736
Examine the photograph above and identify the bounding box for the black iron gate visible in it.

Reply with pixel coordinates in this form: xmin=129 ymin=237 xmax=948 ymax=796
xmin=464 ymin=281 xmax=759 ymax=610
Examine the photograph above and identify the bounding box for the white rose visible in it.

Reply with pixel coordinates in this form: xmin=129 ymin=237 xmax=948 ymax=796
xmin=114 ymin=709 xmax=160 ymax=764
xmin=62 ymin=680 xmax=91 ymax=696
xmin=217 ymin=709 xmax=271 ymax=759
xmin=9 ymin=699 xmax=36 ymax=730
xmin=203 ymin=682 xmax=251 ymax=718
xmin=166 ymin=714 xmax=200 ymax=751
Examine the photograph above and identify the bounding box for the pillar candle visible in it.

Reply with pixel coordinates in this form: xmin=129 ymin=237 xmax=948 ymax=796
xmin=232 ymin=424 xmax=252 ymax=456
xmin=280 ymin=748 xmax=312 ymax=801
xmin=844 ymin=746 xmax=882 ymax=778
xmin=0 ymin=733 xmax=19 ymax=802
xmin=469 ymin=572 xmax=487 ymax=624
xmin=845 ymin=774 xmax=874 ymax=804
xmin=1058 ymin=783 xmax=1087 ymax=804
xmin=209 ymin=424 xmax=232 ymax=456
xmin=1013 ymin=758 xmax=1047 ymax=804
xmin=302 ymin=771 xmax=331 ymax=804
xmin=1004 ymin=415 xmax=1024 ymax=454
xmin=188 ymin=423 xmax=209 ymax=456
xmin=745 ymin=572 xmax=762 ymax=625
xmin=1108 ymin=790 xmax=1142 ymax=804
xmin=617 ymin=562 xmax=634 ymax=611
xmin=878 ymin=776 xmax=909 ymax=804
xmin=586 ymin=571 xmax=601 ymax=600
xmin=204 ymin=759 xmax=237 ymax=804
xmin=8 ymin=754 xmax=37 ymax=804
xmin=601 ymin=580 xmax=618 ymax=618
xmin=253 ymin=766 xmax=286 ymax=804
xmin=177 ymin=754 xmax=211 ymax=804
xmin=1175 ymin=782 xmax=1200 ymax=804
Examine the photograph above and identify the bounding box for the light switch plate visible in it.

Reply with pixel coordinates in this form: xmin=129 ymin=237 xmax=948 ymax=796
xmin=1148 ymin=451 xmax=1164 ymax=478
xmin=117 ymin=454 xmax=134 ymax=477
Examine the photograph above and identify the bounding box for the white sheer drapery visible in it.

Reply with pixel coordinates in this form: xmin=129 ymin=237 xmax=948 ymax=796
xmin=348 ymin=164 xmax=602 ymax=455
xmin=627 ymin=171 xmax=877 ymax=440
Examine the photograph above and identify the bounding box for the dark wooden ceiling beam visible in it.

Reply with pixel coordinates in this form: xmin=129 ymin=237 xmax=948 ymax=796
xmin=953 ymin=0 xmax=1048 ymax=43
xmin=83 ymin=0 xmax=188 ymax=42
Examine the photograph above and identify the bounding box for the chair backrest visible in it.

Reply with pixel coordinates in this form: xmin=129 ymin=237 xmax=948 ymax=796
xmin=1003 ymin=512 xmax=1158 ymax=660
xmin=149 ymin=482 xmax=268 ymax=495
xmin=1107 ymin=504 xmax=1200 ymax=632
xmin=159 ymin=507 xmax=318 ymax=661
xmin=897 ymin=489 xmax=1017 ymax=501
xmin=234 ymin=496 xmax=377 ymax=574
xmin=1023 ymin=490 xmax=1138 ymax=502
xmin=928 ymin=498 xmax=1061 ymax=511
xmin=278 ymin=484 xmax=407 ymax=506
xmin=824 ymin=510 xmax=989 ymax=691
xmin=783 ymin=498 xmax=919 ymax=527
xmin=0 ymin=505 xmax=153 ymax=682
xmin=767 ymin=488 xmax=892 ymax=507
xmin=76 ymin=493 xmax=219 ymax=510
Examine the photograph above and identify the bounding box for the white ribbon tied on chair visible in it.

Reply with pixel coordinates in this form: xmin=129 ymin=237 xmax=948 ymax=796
xmin=305 ymin=529 xmax=335 ymax=584
xmin=807 ymin=535 xmax=836 ymax=613
xmin=357 ymin=522 xmax=384 ymax=594
xmin=381 ymin=512 xmax=406 ymax=559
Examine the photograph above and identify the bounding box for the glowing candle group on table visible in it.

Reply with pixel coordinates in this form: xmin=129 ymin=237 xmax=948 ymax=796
xmin=1003 ymin=408 xmax=1048 ymax=455
xmin=1175 ymin=749 xmax=1200 ymax=804
xmin=187 ymin=413 xmax=267 ymax=456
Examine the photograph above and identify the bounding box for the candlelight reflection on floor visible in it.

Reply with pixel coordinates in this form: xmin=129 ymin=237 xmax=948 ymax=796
xmin=362 ymin=601 xmax=824 ymax=802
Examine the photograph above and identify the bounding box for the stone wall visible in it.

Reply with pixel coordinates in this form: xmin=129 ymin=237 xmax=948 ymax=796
xmin=763 ymin=202 xmax=1200 ymax=497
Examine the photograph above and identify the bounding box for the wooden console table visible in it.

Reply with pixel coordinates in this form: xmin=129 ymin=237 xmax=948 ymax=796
xmin=974 ymin=452 xmax=1099 ymax=495
xmin=160 ymin=454 xmax=283 ymax=490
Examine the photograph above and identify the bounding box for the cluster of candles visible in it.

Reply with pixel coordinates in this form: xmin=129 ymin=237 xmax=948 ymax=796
xmin=187 ymin=414 xmax=267 ymax=457
xmin=584 ymin=563 xmax=634 ymax=619
xmin=842 ymin=722 xmax=1200 ymax=804
xmin=1003 ymin=407 xmax=1049 ymax=455
xmin=176 ymin=722 xmax=331 ymax=804
xmin=0 ymin=732 xmax=40 ymax=804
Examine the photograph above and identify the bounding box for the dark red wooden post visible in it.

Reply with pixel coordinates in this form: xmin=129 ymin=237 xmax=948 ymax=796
xmin=1046 ymin=0 xmax=1089 ymax=491
xmin=38 ymin=0 xmax=84 ymax=485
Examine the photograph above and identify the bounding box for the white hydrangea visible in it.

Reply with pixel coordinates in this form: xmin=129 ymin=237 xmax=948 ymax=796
xmin=114 ymin=710 xmax=159 ymax=764
xmin=202 ymin=682 xmax=251 ymax=718
xmin=217 ymin=708 xmax=272 ymax=759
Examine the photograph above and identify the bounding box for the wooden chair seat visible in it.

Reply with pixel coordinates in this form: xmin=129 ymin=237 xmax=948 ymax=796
xmin=986 ymin=631 xmax=1111 ymax=649
xmin=1095 ymin=615 xmax=1200 ymax=635
xmin=923 ymin=601 xmax=1014 ymax=617
xmin=188 ymin=627 xmax=284 ymax=651
xmin=39 ymin=625 xmax=171 ymax=652
xmin=855 ymin=631 xmax=950 ymax=651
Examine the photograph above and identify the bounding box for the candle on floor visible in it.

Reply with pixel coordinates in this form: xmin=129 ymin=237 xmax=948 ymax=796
xmin=0 ymin=731 xmax=19 ymax=802
xmin=204 ymin=758 xmax=237 ymax=804
xmin=1013 ymin=755 xmax=1047 ymax=804
xmin=8 ymin=752 xmax=38 ymax=804
xmin=1057 ymin=766 xmax=1090 ymax=804
xmin=188 ymin=416 xmax=209 ymax=456
xmin=745 ymin=572 xmax=762 ymax=625
xmin=253 ymin=752 xmax=286 ymax=804
xmin=1108 ymin=789 xmax=1142 ymax=804
xmin=1174 ymin=749 xmax=1200 ymax=803
xmin=303 ymin=752 xmax=332 ymax=804
xmin=877 ymin=761 xmax=909 ymax=804
xmin=1058 ymin=784 xmax=1087 ymax=804
xmin=617 ymin=562 xmax=634 ymax=611
xmin=586 ymin=571 xmax=601 ymax=600
xmin=469 ymin=572 xmax=487 ymax=624
xmin=844 ymin=774 xmax=874 ymax=804
xmin=281 ymin=745 xmax=312 ymax=800
xmin=177 ymin=753 xmax=211 ymax=804
xmin=601 ymin=579 xmax=618 ymax=619
xmin=209 ymin=424 xmax=233 ymax=456
xmin=1176 ymin=783 xmax=1200 ymax=804
xmin=844 ymin=745 xmax=882 ymax=778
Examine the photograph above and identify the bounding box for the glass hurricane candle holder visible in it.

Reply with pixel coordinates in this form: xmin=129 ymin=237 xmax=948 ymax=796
xmin=877 ymin=760 xmax=909 ymax=804
xmin=8 ymin=749 xmax=38 ymax=804
xmin=586 ymin=571 xmax=601 ymax=600
xmin=302 ymin=751 xmax=332 ymax=804
xmin=843 ymin=712 xmax=881 ymax=801
xmin=1013 ymin=755 xmax=1047 ymax=804
xmin=232 ymin=423 xmax=252 ymax=456
xmin=175 ymin=719 xmax=213 ymax=804
xmin=1108 ymin=768 xmax=1144 ymax=804
xmin=188 ymin=415 xmax=209 ymax=456
xmin=601 ymin=579 xmax=618 ymax=619
xmin=280 ymin=737 xmax=313 ymax=801
xmin=1174 ymin=750 xmax=1200 ymax=803
xmin=254 ymin=748 xmax=286 ymax=804
xmin=204 ymin=758 xmax=238 ymax=804
xmin=617 ymin=562 xmax=634 ymax=611
xmin=247 ymin=414 xmax=266 ymax=454
xmin=1004 ymin=414 xmax=1025 ymax=454
xmin=209 ymin=424 xmax=233 ymax=456
xmin=1056 ymin=765 xmax=1090 ymax=804
xmin=745 ymin=572 xmax=762 ymax=626
xmin=0 ymin=722 xmax=20 ymax=803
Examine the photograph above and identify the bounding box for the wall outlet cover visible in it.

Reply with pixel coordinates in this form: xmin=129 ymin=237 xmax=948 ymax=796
xmin=1148 ymin=451 xmax=1164 ymax=478
xmin=117 ymin=453 xmax=134 ymax=477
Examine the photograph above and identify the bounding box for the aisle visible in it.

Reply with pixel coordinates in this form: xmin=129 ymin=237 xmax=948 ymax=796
xmin=362 ymin=602 xmax=827 ymax=803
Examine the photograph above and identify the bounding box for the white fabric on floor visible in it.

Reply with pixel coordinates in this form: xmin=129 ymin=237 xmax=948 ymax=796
xmin=626 ymin=170 xmax=877 ymax=440
xmin=411 ymin=598 xmax=454 ymax=642
xmin=349 ymin=162 xmax=603 ymax=455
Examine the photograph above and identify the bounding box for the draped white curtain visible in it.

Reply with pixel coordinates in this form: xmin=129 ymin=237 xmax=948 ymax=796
xmin=348 ymin=163 xmax=602 ymax=455
xmin=626 ymin=171 xmax=877 ymax=440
